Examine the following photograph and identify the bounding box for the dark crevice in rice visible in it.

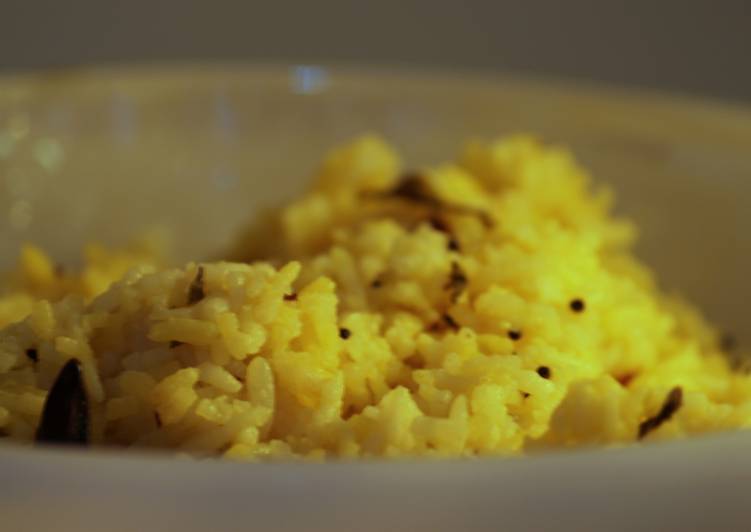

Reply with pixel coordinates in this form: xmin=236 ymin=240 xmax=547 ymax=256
xmin=428 ymin=215 xmax=450 ymax=233
xmin=342 ymin=403 xmax=368 ymax=420
xmin=404 ymin=353 xmax=424 ymax=370
xmin=616 ymin=372 xmax=637 ymax=387
xmin=444 ymin=261 xmax=468 ymax=304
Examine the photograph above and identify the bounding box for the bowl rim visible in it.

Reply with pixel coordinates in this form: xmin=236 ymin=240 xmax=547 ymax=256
xmin=1 ymin=61 xmax=751 ymax=117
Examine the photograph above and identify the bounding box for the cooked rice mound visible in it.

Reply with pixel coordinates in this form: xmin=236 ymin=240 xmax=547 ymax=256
xmin=1 ymin=135 xmax=750 ymax=459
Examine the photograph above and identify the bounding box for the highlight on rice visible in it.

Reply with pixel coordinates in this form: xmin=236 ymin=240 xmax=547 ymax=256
xmin=1 ymin=135 xmax=749 ymax=460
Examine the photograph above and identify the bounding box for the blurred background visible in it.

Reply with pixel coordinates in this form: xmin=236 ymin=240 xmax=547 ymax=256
xmin=1 ymin=0 xmax=749 ymax=103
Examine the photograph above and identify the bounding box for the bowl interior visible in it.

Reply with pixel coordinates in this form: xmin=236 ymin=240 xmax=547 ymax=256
xmin=2 ymin=65 xmax=751 ymax=532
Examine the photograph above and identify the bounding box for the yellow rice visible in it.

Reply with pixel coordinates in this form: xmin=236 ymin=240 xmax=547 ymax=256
xmin=1 ymin=135 xmax=750 ymax=460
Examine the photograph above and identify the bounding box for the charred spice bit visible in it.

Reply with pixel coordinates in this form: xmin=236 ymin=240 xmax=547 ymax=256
xmin=339 ymin=327 xmax=352 ymax=340
xmin=444 ymin=261 xmax=468 ymax=303
xmin=616 ymin=372 xmax=637 ymax=387
xmin=36 ymin=358 xmax=89 ymax=445
xmin=169 ymin=340 xmax=183 ymax=348
xmin=428 ymin=313 xmax=461 ymax=333
xmin=521 ymin=391 xmax=531 ymax=399
xmin=154 ymin=412 xmax=163 ymax=428
xmin=508 ymin=330 xmax=523 ymax=341
xmin=370 ymin=277 xmax=384 ymax=289
xmin=569 ymin=298 xmax=586 ymax=313
xmin=428 ymin=216 xmax=461 ymax=252
xmin=638 ymin=386 xmax=683 ymax=440
xmin=25 ymin=348 xmax=39 ymax=362
xmin=443 ymin=313 xmax=460 ymax=331
xmin=283 ymin=292 xmax=298 ymax=302
xmin=536 ymin=366 xmax=552 ymax=379
xmin=187 ymin=266 xmax=206 ymax=305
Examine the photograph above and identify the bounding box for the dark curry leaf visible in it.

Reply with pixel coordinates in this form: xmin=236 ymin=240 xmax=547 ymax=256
xmin=187 ymin=266 xmax=206 ymax=305
xmin=384 ymin=173 xmax=441 ymax=208
xmin=638 ymin=386 xmax=683 ymax=440
xmin=36 ymin=358 xmax=90 ymax=445
xmin=377 ymin=173 xmax=494 ymax=227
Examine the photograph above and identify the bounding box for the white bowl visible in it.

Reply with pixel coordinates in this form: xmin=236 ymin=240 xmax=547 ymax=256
xmin=1 ymin=65 xmax=750 ymax=531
